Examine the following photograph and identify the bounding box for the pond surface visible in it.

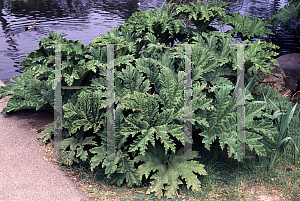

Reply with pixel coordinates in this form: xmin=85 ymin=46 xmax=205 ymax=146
xmin=0 ymin=0 xmax=299 ymax=85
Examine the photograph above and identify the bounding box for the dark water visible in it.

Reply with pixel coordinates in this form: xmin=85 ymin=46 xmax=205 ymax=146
xmin=0 ymin=0 xmax=299 ymax=85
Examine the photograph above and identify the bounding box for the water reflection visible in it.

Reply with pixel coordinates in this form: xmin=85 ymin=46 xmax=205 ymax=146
xmin=66 ymin=0 xmax=73 ymax=9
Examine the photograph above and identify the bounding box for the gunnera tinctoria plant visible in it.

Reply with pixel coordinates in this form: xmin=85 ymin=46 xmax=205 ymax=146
xmin=1 ymin=0 xmax=298 ymax=198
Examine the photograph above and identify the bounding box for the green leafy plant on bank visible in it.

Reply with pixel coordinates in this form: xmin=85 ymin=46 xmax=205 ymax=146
xmin=0 ymin=1 xmax=299 ymax=199
xmin=267 ymin=0 xmax=300 ymax=32
xmin=218 ymin=12 xmax=275 ymax=41
xmin=291 ymin=107 xmax=300 ymax=166
xmin=0 ymin=30 xmax=102 ymax=116
xmin=250 ymin=86 xmax=300 ymax=169
xmin=174 ymin=1 xmax=228 ymax=33
xmin=268 ymin=100 xmax=299 ymax=169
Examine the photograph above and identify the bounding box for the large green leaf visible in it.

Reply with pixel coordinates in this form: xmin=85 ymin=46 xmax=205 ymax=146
xmin=218 ymin=12 xmax=275 ymax=40
xmin=134 ymin=144 xmax=207 ymax=199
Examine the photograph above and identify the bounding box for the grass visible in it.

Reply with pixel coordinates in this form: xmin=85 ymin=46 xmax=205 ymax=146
xmin=41 ymin=127 xmax=300 ymax=200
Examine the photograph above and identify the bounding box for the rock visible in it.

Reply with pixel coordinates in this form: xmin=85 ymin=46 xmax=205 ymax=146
xmin=276 ymin=53 xmax=300 ymax=84
xmin=256 ymin=63 xmax=287 ymax=96
xmin=285 ymin=76 xmax=299 ymax=100
xmin=276 ymin=53 xmax=300 ymax=104
xmin=291 ymin=90 xmax=300 ymax=103
xmin=254 ymin=57 xmax=299 ymax=104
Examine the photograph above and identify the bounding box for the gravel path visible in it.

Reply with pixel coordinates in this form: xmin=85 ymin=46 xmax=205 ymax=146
xmin=0 ymin=80 xmax=90 ymax=201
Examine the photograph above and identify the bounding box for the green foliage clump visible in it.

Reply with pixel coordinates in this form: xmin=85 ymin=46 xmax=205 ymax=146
xmin=218 ymin=12 xmax=275 ymax=41
xmin=1 ymin=0 xmax=299 ymax=199
xmin=267 ymin=0 xmax=300 ymax=32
